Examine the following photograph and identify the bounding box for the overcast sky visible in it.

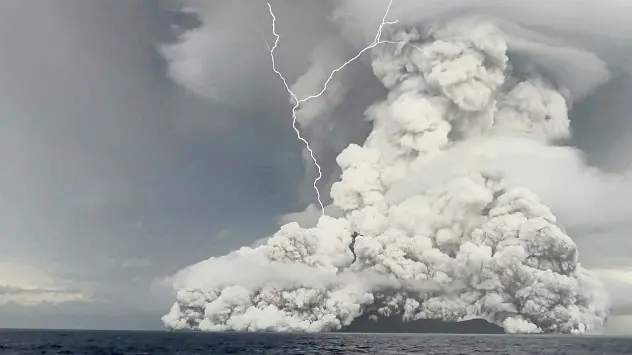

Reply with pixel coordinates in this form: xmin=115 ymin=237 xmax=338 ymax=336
xmin=1 ymin=0 xmax=632 ymax=333
xmin=0 ymin=0 xmax=311 ymax=330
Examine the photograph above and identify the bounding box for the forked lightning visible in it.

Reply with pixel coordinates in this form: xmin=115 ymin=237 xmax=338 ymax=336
xmin=264 ymin=0 xmax=397 ymax=217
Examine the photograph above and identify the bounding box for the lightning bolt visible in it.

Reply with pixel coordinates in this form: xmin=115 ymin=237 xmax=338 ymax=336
xmin=264 ymin=0 xmax=398 ymax=217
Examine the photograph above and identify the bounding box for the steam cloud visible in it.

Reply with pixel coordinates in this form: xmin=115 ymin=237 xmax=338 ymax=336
xmin=160 ymin=1 xmax=627 ymax=334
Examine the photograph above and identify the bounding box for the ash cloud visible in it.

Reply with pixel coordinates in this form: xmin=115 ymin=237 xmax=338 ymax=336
xmin=161 ymin=0 xmax=632 ymax=334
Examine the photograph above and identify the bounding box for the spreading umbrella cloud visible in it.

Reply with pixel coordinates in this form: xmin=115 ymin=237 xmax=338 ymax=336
xmin=160 ymin=4 xmax=616 ymax=333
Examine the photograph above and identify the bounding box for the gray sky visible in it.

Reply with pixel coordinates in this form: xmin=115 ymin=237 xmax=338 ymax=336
xmin=0 ymin=0 xmax=309 ymax=329
xmin=1 ymin=0 xmax=632 ymax=333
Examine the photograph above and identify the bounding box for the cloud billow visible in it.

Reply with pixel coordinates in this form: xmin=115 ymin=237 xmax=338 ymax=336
xmin=158 ymin=0 xmax=631 ymax=333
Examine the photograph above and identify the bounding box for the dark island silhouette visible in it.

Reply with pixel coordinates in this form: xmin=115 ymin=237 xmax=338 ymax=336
xmin=337 ymin=314 xmax=504 ymax=334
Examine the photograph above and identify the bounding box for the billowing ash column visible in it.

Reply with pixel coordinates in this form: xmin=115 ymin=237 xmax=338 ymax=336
xmin=162 ymin=19 xmax=609 ymax=334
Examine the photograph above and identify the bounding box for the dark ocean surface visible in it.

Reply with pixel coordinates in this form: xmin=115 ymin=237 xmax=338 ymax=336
xmin=0 ymin=329 xmax=631 ymax=354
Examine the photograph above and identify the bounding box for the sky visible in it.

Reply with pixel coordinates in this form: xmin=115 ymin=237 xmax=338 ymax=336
xmin=1 ymin=0 xmax=632 ymax=333
xmin=0 ymin=0 xmax=309 ymax=330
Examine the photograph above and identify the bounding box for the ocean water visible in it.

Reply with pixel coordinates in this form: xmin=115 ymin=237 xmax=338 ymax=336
xmin=0 ymin=330 xmax=631 ymax=354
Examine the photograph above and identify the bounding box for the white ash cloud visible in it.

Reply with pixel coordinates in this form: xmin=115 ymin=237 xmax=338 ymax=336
xmin=161 ymin=8 xmax=618 ymax=334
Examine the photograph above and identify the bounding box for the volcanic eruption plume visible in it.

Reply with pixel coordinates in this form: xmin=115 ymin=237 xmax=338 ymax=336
xmin=159 ymin=0 xmax=632 ymax=334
